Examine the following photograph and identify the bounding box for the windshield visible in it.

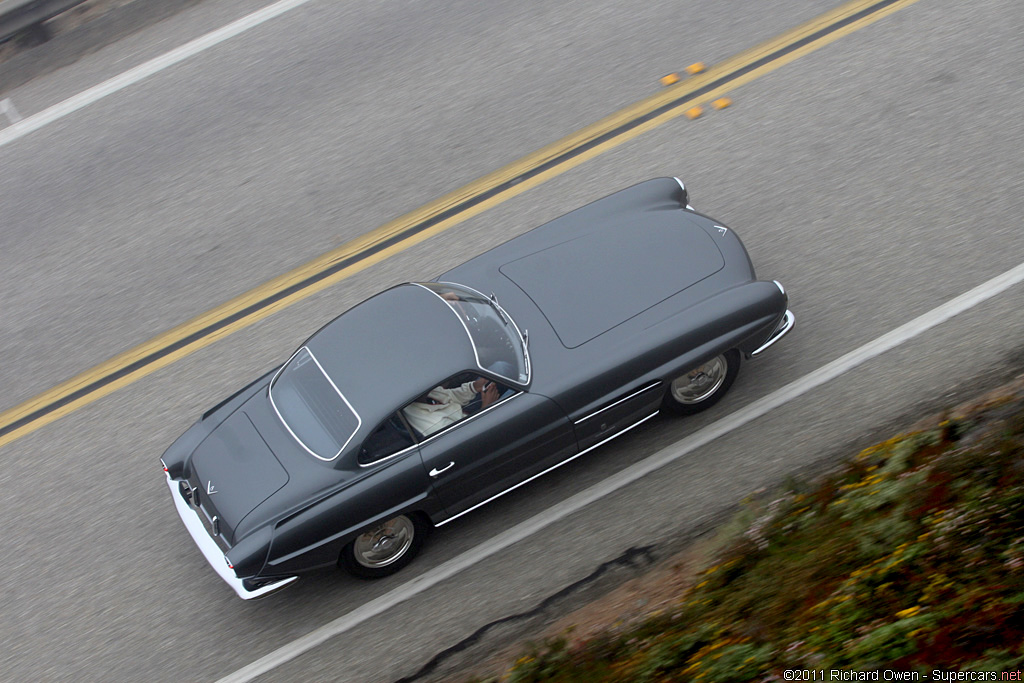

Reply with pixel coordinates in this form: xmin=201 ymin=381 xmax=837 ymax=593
xmin=419 ymin=282 xmax=530 ymax=385
xmin=269 ymin=347 xmax=360 ymax=460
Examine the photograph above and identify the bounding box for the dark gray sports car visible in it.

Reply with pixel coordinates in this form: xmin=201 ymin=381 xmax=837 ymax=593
xmin=161 ymin=178 xmax=794 ymax=598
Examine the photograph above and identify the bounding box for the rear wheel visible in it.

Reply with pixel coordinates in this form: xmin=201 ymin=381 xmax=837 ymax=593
xmin=662 ymin=351 xmax=740 ymax=415
xmin=340 ymin=513 xmax=428 ymax=578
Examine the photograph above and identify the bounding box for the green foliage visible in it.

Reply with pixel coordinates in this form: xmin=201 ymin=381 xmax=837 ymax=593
xmin=485 ymin=394 xmax=1024 ymax=682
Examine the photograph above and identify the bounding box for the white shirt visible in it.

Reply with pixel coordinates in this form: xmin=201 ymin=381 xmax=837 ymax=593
xmin=402 ymin=381 xmax=478 ymax=437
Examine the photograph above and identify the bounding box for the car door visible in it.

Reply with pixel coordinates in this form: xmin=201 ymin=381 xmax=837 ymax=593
xmin=418 ymin=391 xmax=576 ymax=520
xmin=570 ymin=380 xmax=664 ymax=451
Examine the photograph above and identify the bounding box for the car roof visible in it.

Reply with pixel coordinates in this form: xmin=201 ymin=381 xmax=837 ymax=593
xmin=304 ymin=284 xmax=476 ymax=430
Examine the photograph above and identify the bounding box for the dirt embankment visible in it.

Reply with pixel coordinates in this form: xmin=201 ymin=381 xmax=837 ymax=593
xmin=460 ymin=373 xmax=1024 ymax=682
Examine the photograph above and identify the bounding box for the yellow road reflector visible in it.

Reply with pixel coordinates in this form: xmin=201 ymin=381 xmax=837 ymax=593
xmin=660 ymin=73 xmax=680 ymax=86
xmin=686 ymin=62 xmax=706 ymax=75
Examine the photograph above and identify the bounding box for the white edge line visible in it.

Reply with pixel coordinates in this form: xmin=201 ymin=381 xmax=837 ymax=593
xmin=217 ymin=260 xmax=1024 ymax=683
xmin=0 ymin=0 xmax=314 ymax=149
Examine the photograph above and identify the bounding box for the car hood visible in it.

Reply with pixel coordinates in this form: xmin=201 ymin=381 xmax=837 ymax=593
xmin=189 ymin=408 xmax=289 ymax=544
xmin=499 ymin=209 xmax=724 ymax=347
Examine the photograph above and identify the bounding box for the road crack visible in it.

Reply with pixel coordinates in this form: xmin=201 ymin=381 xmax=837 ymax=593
xmin=393 ymin=545 xmax=658 ymax=683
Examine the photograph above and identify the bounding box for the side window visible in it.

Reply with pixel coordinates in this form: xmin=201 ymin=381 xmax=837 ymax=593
xmin=358 ymin=413 xmax=416 ymax=465
xmin=401 ymin=371 xmax=518 ymax=440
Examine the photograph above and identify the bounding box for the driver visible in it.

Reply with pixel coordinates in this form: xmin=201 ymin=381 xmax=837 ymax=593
xmin=403 ymin=377 xmax=500 ymax=437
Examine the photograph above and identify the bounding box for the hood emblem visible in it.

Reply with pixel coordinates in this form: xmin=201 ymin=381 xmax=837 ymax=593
xmin=207 ymin=480 xmax=218 ymax=495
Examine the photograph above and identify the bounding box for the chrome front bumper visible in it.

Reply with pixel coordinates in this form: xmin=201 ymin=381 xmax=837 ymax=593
xmin=165 ymin=473 xmax=297 ymax=599
xmin=749 ymin=309 xmax=795 ymax=358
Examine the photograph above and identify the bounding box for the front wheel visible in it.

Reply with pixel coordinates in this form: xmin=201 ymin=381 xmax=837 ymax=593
xmin=340 ymin=513 xmax=428 ymax=579
xmin=662 ymin=351 xmax=740 ymax=416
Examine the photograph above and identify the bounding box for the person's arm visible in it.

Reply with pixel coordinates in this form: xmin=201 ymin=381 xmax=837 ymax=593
xmin=404 ymin=401 xmax=456 ymax=437
xmin=447 ymin=381 xmax=481 ymax=406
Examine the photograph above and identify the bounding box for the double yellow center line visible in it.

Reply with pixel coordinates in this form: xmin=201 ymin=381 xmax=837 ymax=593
xmin=0 ymin=0 xmax=921 ymax=448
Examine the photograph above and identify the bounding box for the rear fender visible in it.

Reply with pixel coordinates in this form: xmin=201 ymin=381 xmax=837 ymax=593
xmin=260 ymin=453 xmax=441 ymax=575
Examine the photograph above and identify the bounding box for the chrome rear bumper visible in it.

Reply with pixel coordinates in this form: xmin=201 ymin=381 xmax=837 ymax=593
xmin=165 ymin=473 xmax=297 ymax=599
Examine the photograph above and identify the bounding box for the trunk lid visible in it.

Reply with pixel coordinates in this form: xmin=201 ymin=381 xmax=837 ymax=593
xmin=189 ymin=409 xmax=289 ymax=543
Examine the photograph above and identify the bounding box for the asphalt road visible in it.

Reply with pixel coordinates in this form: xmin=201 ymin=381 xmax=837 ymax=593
xmin=1 ymin=0 xmax=1022 ymax=680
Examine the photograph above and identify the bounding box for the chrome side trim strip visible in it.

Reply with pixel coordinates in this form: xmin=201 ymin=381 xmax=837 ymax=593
xmin=434 ymin=411 xmax=659 ymax=527
xmin=574 ymin=381 xmax=662 ymax=425
xmin=165 ymin=473 xmax=297 ymax=600
xmin=750 ymin=309 xmax=795 ymax=358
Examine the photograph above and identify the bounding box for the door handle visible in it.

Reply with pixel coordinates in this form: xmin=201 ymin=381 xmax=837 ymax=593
xmin=429 ymin=461 xmax=455 ymax=477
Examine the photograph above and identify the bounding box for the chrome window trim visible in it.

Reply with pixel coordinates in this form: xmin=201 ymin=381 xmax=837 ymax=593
xmin=412 ymin=390 xmax=521 ymax=449
xmin=574 ymin=381 xmax=662 ymax=425
xmin=357 ymin=441 xmax=419 ymax=468
xmin=435 ymin=410 xmax=659 ymax=527
xmin=356 ymin=378 xmax=524 ymax=471
xmin=269 ymin=346 xmax=362 ymax=461
xmin=414 ymin=282 xmax=482 ymax=375
xmin=356 ymin=409 xmax=419 ymax=466
xmin=415 ymin=282 xmax=531 ymax=386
